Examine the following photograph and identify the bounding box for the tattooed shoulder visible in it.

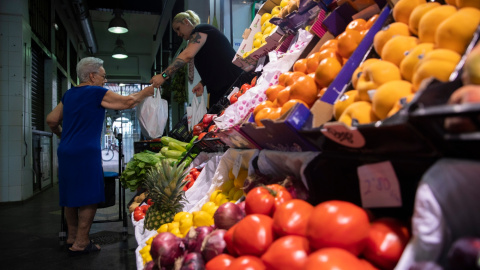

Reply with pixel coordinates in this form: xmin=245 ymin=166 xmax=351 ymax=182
xmin=189 ymin=32 xmax=202 ymax=44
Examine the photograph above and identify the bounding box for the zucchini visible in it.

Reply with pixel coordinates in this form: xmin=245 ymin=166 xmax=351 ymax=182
xmin=164 ymin=149 xmax=183 ymax=159
xmin=168 ymin=141 xmax=186 ymax=152
xmin=161 ymin=146 xmax=169 ymax=156
xmin=161 ymin=136 xmax=188 ymax=148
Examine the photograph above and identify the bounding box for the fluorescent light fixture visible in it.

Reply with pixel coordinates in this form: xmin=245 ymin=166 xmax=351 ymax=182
xmin=108 ymin=10 xmax=128 ymax=34
xmin=112 ymin=38 xmax=128 ymax=59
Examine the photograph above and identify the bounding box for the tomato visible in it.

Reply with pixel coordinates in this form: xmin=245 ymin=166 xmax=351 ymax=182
xmin=303 ymin=248 xmax=364 ymax=270
xmin=224 ymin=223 xmax=238 ymax=256
xmin=186 ymin=180 xmax=194 ymax=189
xmin=191 ymin=170 xmax=201 ymax=180
xmin=198 ymin=132 xmax=207 ymax=141
xmin=240 ymin=83 xmax=252 ymax=94
xmin=359 ymin=259 xmax=380 ymax=270
xmin=133 ymin=210 xmax=145 ymax=221
xmin=272 ymin=199 xmax=313 ymax=237
xmin=362 ymin=218 xmax=410 ymax=270
xmin=245 ymin=184 xmax=292 ymax=216
xmin=208 ymin=124 xmax=217 ymax=133
xmin=193 ymin=123 xmax=204 ymax=136
xmin=306 ymin=200 xmax=370 ymax=255
xmin=261 ymin=235 xmax=311 ymax=270
xmin=232 ymin=214 xmax=274 ymax=256
xmin=251 ymin=76 xmax=258 ymax=87
xmin=227 ymin=256 xmax=266 ymax=270
xmin=205 ymin=253 xmax=235 ymax=270
xmin=146 ymin=198 xmax=153 ymax=205
xmin=190 ymin=167 xmax=199 ymax=173
xmin=140 ymin=204 xmax=149 ymax=213
xmin=230 ymin=92 xmax=241 ymax=104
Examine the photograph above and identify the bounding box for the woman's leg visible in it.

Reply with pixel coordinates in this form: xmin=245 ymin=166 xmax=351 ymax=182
xmin=64 ymin=206 xmax=78 ymax=245
xmin=70 ymin=204 xmax=100 ymax=250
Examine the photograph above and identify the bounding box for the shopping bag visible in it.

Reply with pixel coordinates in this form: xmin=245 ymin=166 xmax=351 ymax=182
xmin=187 ymin=93 xmax=207 ymax=131
xmin=137 ymin=89 xmax=168 ymax=139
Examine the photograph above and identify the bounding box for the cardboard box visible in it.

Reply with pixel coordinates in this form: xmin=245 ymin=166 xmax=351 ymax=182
xmin=271 ymin=0 xmax=325 ymax=35
xmin=232 ymin=0 xmax=285 ymax=71
xmin=217 ymin=126 xmax=261 ymax=150
xmin=241 ymin=103 xmax=317 ymax=152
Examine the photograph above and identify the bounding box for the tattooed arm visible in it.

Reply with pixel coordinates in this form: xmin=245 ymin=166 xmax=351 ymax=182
xmin=150 ymin=32 xmax=207 ymax=88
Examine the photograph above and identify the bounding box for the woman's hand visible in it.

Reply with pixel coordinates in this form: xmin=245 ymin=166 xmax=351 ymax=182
xmin=192 ymin=82 xmax=204 ymax=97
xmin=150 ymin=74 xmax=165 ymax=88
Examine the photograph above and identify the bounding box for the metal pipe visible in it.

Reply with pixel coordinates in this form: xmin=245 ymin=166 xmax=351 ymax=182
xmin=71 ymin=0 xmax=98 ymax=54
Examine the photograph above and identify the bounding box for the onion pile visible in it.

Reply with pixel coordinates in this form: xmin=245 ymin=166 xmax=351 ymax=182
xmin=150 ymin=232 xmax=185 ymax=268
xmin=201 ymin=229 xmax=228 ymax=262
xmin=213 ymin=202 xmax=245 ymax=230
xmin=179 ymin=252 xmax=205 ymax=270
xmin=185 ymin=226 xmax=214 ymax=253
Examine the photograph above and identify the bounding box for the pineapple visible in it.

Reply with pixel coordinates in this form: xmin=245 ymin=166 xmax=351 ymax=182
xmin=143 ymin=159 xmax=189 ymax=231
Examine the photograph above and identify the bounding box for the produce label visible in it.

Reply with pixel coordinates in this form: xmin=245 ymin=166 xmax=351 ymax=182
xmin=357 ymin=161 xmax=402 ymax=208
xmin=321 ymin=122 xmax=366 ymax=148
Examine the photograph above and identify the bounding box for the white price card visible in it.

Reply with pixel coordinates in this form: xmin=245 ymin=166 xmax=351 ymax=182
xmin=321 ymin=122 xmax=366 ymax=148
xmin=232 ymin=154 xmax=243 ymax=179
xmin=357 ymin=161 xmax=402 ymax=208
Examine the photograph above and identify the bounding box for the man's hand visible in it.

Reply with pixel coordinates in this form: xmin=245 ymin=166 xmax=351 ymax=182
xmin=150 ymin=74 xmax=165 ymax=88
xmin=192 ymin=82 xmax=204 ymax=97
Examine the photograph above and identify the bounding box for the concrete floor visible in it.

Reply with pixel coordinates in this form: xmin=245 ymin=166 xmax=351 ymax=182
xmin=0 ymin=150 xmax=140 ymax=270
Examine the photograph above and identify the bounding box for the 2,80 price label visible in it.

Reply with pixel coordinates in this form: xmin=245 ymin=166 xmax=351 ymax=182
xmin=357 ymin=161 xmax=402 ymax=208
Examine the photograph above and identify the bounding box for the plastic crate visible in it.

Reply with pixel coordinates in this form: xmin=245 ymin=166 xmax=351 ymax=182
xmin=133 ymin=141 xmax=164 ymax=154
xmin=169 ymin=113 xmax=192 ymax=142
xmin=193 ymin=133 xmax=229 ymax=153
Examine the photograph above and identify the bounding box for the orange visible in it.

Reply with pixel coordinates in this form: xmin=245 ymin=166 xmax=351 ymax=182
xmin=314 ymin=57 xmax=343 ymax=88
xmin=320 ymin=39 xmax=338 ymax=51
xmin=412 ymin=59 xmax=458 ymax=91
xmin=371 ymin=80 xmax=414 ymax=120
xmin=364 ymin=14 xmax=379 ymax=30
xmin=346 ymin=18 xmax=367 ymax=32
xmin=253 ymin=100 xmax=274 ymax=117
xmin=392 ymin=0 xmax=427 ymax=25
xmin=337 ymin=29 xmax=363 ymax=59
xmin=293 ymin=58 xmax=308 ymax=73
xmin=356 ymin=60 xmax=402 ymax=101
xmin=318 ymin=48 xmax=343 ymax=64
xmin=445 ymin=0 xmax=456 ymax=5
xmin=306 ymin=52 xmax=322 ymax=74
xmin=278 ymin=72 xmax=292 ymax=86
xmin=265 ymin=107 xmax=282 ymax=121
xmin=400 ymin=43 xmax=434 ymax=82
xmin=276 ymin=87 xmax=291 ymax=107
xmin=408 ymin=2 xmax=441 ymax=36
xmin=436 ymin=7 xmax=480 ymax=55
xmin=281 ymin=99 xmax=309 ymax=116
xmin=381 ymin=35 xmax=419 ymax=67
xmin=338 ymin=101 xmax=379 ymax=127
xmin=333 ymin=90 xmax=358 ymax=120
xmin=265 ymin=85 xmax=285 ymax=102
xmin=413 ymin=49 xmax=461 ymax=76
xmin=456 ymin=0 xmax=480 ymax=8
xmin=373 ymin=22 xmax=411 ymax=56
xmin=359 ymin=29 xmax=369 ymax=39
xmin=387 ymin=93 xmax=415 ymax=118
xmin=418 ymin=5 xmax=457 ymax=43
xmin=254 ymin=107 xmax=273 ymax=126
xmin=318 ymin=87 xmax=327 ymax=99
xmin=289 ymin=75 xmax=319 ymax=107
xmin=351 ymin=58 xmax=382 ymax=89
xmin=284 ymin=71 xmax=305 ymax=87
xmin=307 ymin=72 xmax=322 ymax=90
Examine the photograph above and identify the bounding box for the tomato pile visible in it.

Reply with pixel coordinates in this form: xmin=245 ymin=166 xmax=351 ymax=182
xmin=183 ymin=167 xmax=202 ymax=191
xmin=145 ymin=183 xmax=411 ymax=270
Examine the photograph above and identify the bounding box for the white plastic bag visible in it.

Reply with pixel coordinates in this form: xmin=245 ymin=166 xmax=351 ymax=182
xmin=137 ymin=89 xmax=168 ymax=139
xmin=187 ymin=93 xmax=207 ymax=131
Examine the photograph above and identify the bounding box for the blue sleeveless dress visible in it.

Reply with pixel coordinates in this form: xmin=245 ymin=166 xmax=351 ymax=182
xmin=58 ymin=85 xmax=108 ymax=207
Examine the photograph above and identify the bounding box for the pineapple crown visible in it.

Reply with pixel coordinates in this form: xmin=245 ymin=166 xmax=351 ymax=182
xmin=144 ymin=159 xmax=189 ymax=211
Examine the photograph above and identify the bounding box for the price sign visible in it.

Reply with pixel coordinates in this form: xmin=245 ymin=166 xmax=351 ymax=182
xmin=232 ymin=154 xmax=243 ymax=178
xmin=357 ymin=161 xmax=402 ymax=208
xmin=321 ymin=122 xmax=366 ymax=148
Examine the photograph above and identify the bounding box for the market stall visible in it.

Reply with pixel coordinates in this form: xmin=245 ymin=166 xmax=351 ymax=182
xmin=124 ymin=0 xmax=480 ymax=269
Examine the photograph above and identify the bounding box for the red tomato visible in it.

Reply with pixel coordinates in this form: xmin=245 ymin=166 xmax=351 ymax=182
xmin=224 ymin=223 xmax=238 ymax=256
xmin=359 ymin=259 xmax=380 ymax=270
xmin=261 ymin=235 xmax=311 ymax=270
xmin=245 ymin=184 xmax=292 ymax=216
xmin=186 ymin=180 xmax=194 ymax=189
xmin=191 ymin=170 xmax=201 ymax=180
xmin=251 ymin=76 xmax=258 ymax=87
xmin=362 ymin=218 xmax=410 ymax=270
xmin=230 ymin=92 xmax=240 ymax=104
xmin=146 ymin=198 xmax=153 ymax=205
xmin=232 ymin=214 xmax=274 ymax=256
xmin=140 ymin=204 xmax=150 ymax=213
xmin=227 ymin=256 xmax=266 ymax=270
xmin=133 ymin=210 xmax=145 ymax=221
xmin=303 ymin=248 xmax=364 ymax=270
xmin=208 ymin=124 xmax=217 ymax=133
xmin=190 ymin=167 xmax=199 ymax=173
xmin=272 ymin=199 xmax=313 ymax=237
xmin=206 ymin=253 xmax=235 ymax=270
xmin=198 ymin=132 xmax=207 ymax=141
xmin=306 ymin=200 xmax=370 ymax=255
xmin=240 ymin=83 xmax=252 ymax=94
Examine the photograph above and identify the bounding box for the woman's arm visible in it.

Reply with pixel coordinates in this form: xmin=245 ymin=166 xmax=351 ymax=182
xmin=101 ymin=85 xmax=155 ymax=110
xmin=150 ymin=32 xmax=207 ymax=88
xmin=46 ymin=102 xmax=64 ymax=137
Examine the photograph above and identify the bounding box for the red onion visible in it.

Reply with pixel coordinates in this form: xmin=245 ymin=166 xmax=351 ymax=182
xmin=144 ymin=261 xmax=159 ymax=270
xmin=213 ymin=202 xmax=245 ymax=230
xmin=201 ymin=229 xmax=227 ymax=262
xmin=185 ymin=226 xmax=214 ymax=253
xmin=179 ymin=252 xmax=205 ymax=270
xmin=150 ymin=232 xmax=185 ymax=267
xmin=237 ymin=201 xmax=245 ymax=212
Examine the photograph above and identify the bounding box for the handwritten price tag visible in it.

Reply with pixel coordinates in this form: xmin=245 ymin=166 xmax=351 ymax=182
xmin=357 ymin=161 xmax=402 ymax=208
xmin=232 ymin=154 xmax=243 ymax=179
xmin=321 ymin=122 xmax=366 ymax=148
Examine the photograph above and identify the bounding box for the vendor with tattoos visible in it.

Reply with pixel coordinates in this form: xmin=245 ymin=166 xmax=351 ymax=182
xmin=150 ymin=10 xmax=243 ymax=107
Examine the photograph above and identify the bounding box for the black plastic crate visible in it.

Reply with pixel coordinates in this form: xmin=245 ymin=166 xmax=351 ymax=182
xmin=169 ymin=113 xmax=192 ymax=142
xmin=194 ymin=132 xmax=228 ymax=153
xmin=134 ymin=141 xmax=164 ymax=154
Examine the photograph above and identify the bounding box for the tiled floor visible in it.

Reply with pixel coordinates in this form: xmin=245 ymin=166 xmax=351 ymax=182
xmin=0 ymin=151 xmax=139 ymax=270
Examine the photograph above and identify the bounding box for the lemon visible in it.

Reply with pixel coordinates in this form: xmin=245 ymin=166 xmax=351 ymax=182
xmin=173 ymin=211 xmax=188 ymax=222
xmin=215 ymin=192 xmax=228 ymax=205
xmin=271 ymin=6 xmax=281 ymax=16
xmin=201 ymin=201 xmax=218 ymax=216
xmin=262 ymin=35 xmax=267 ymax=44
xmin=243 ymin=51 xmax=251 ymax=58
xmin=193 ymin=211 xmax=214 ymax=227
xmin=261 ymin=13 xmax=272 ymax=25
xmin=280 ymin=0 xmax=289 ymax=8
xmin=210 ymin=190 xmax=222 ymax=202
xmin=234 ymin=168 xmax=248 ymax=189
xmin=179 ymin=217 xmax=193 ymax=235
xmin=253 ymin=39 xmax=262 ymax=49
xmin=228 ymin=170 xmax=235 ymax=180
xmin=218 ymin=197 xmax=229 ymax=206
xmin=254 ymin=31 xmax=263 ymax=41
xmin=170 ymin=227 xmax=181 ymax=235
xmin=221 ymin=179 xmax=234 ymax=193
xmin=168 ymin=221 xmax=180 ymax=231
xmin=263 ymin=26 xmax=273 ymax=36
xmin=146 ymin=235 xmax=156 ymax=245
xmin=157 ymin=223 xmax=168 ymax=233
xmin=228 ymin=187 xmax=238 ymax=200
xmin=233 ymin=189 xmax=244 ymax=201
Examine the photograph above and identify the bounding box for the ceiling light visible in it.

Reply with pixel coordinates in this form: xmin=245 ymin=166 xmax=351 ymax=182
xmin=112 ymin=38 xmax=128 ymax=59
xmin=108 ymin=9 xmax=128 ymax=34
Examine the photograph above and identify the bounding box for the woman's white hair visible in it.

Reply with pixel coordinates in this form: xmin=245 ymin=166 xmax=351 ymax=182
xmin=76 ymin=57 xmax=104 ymax=83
